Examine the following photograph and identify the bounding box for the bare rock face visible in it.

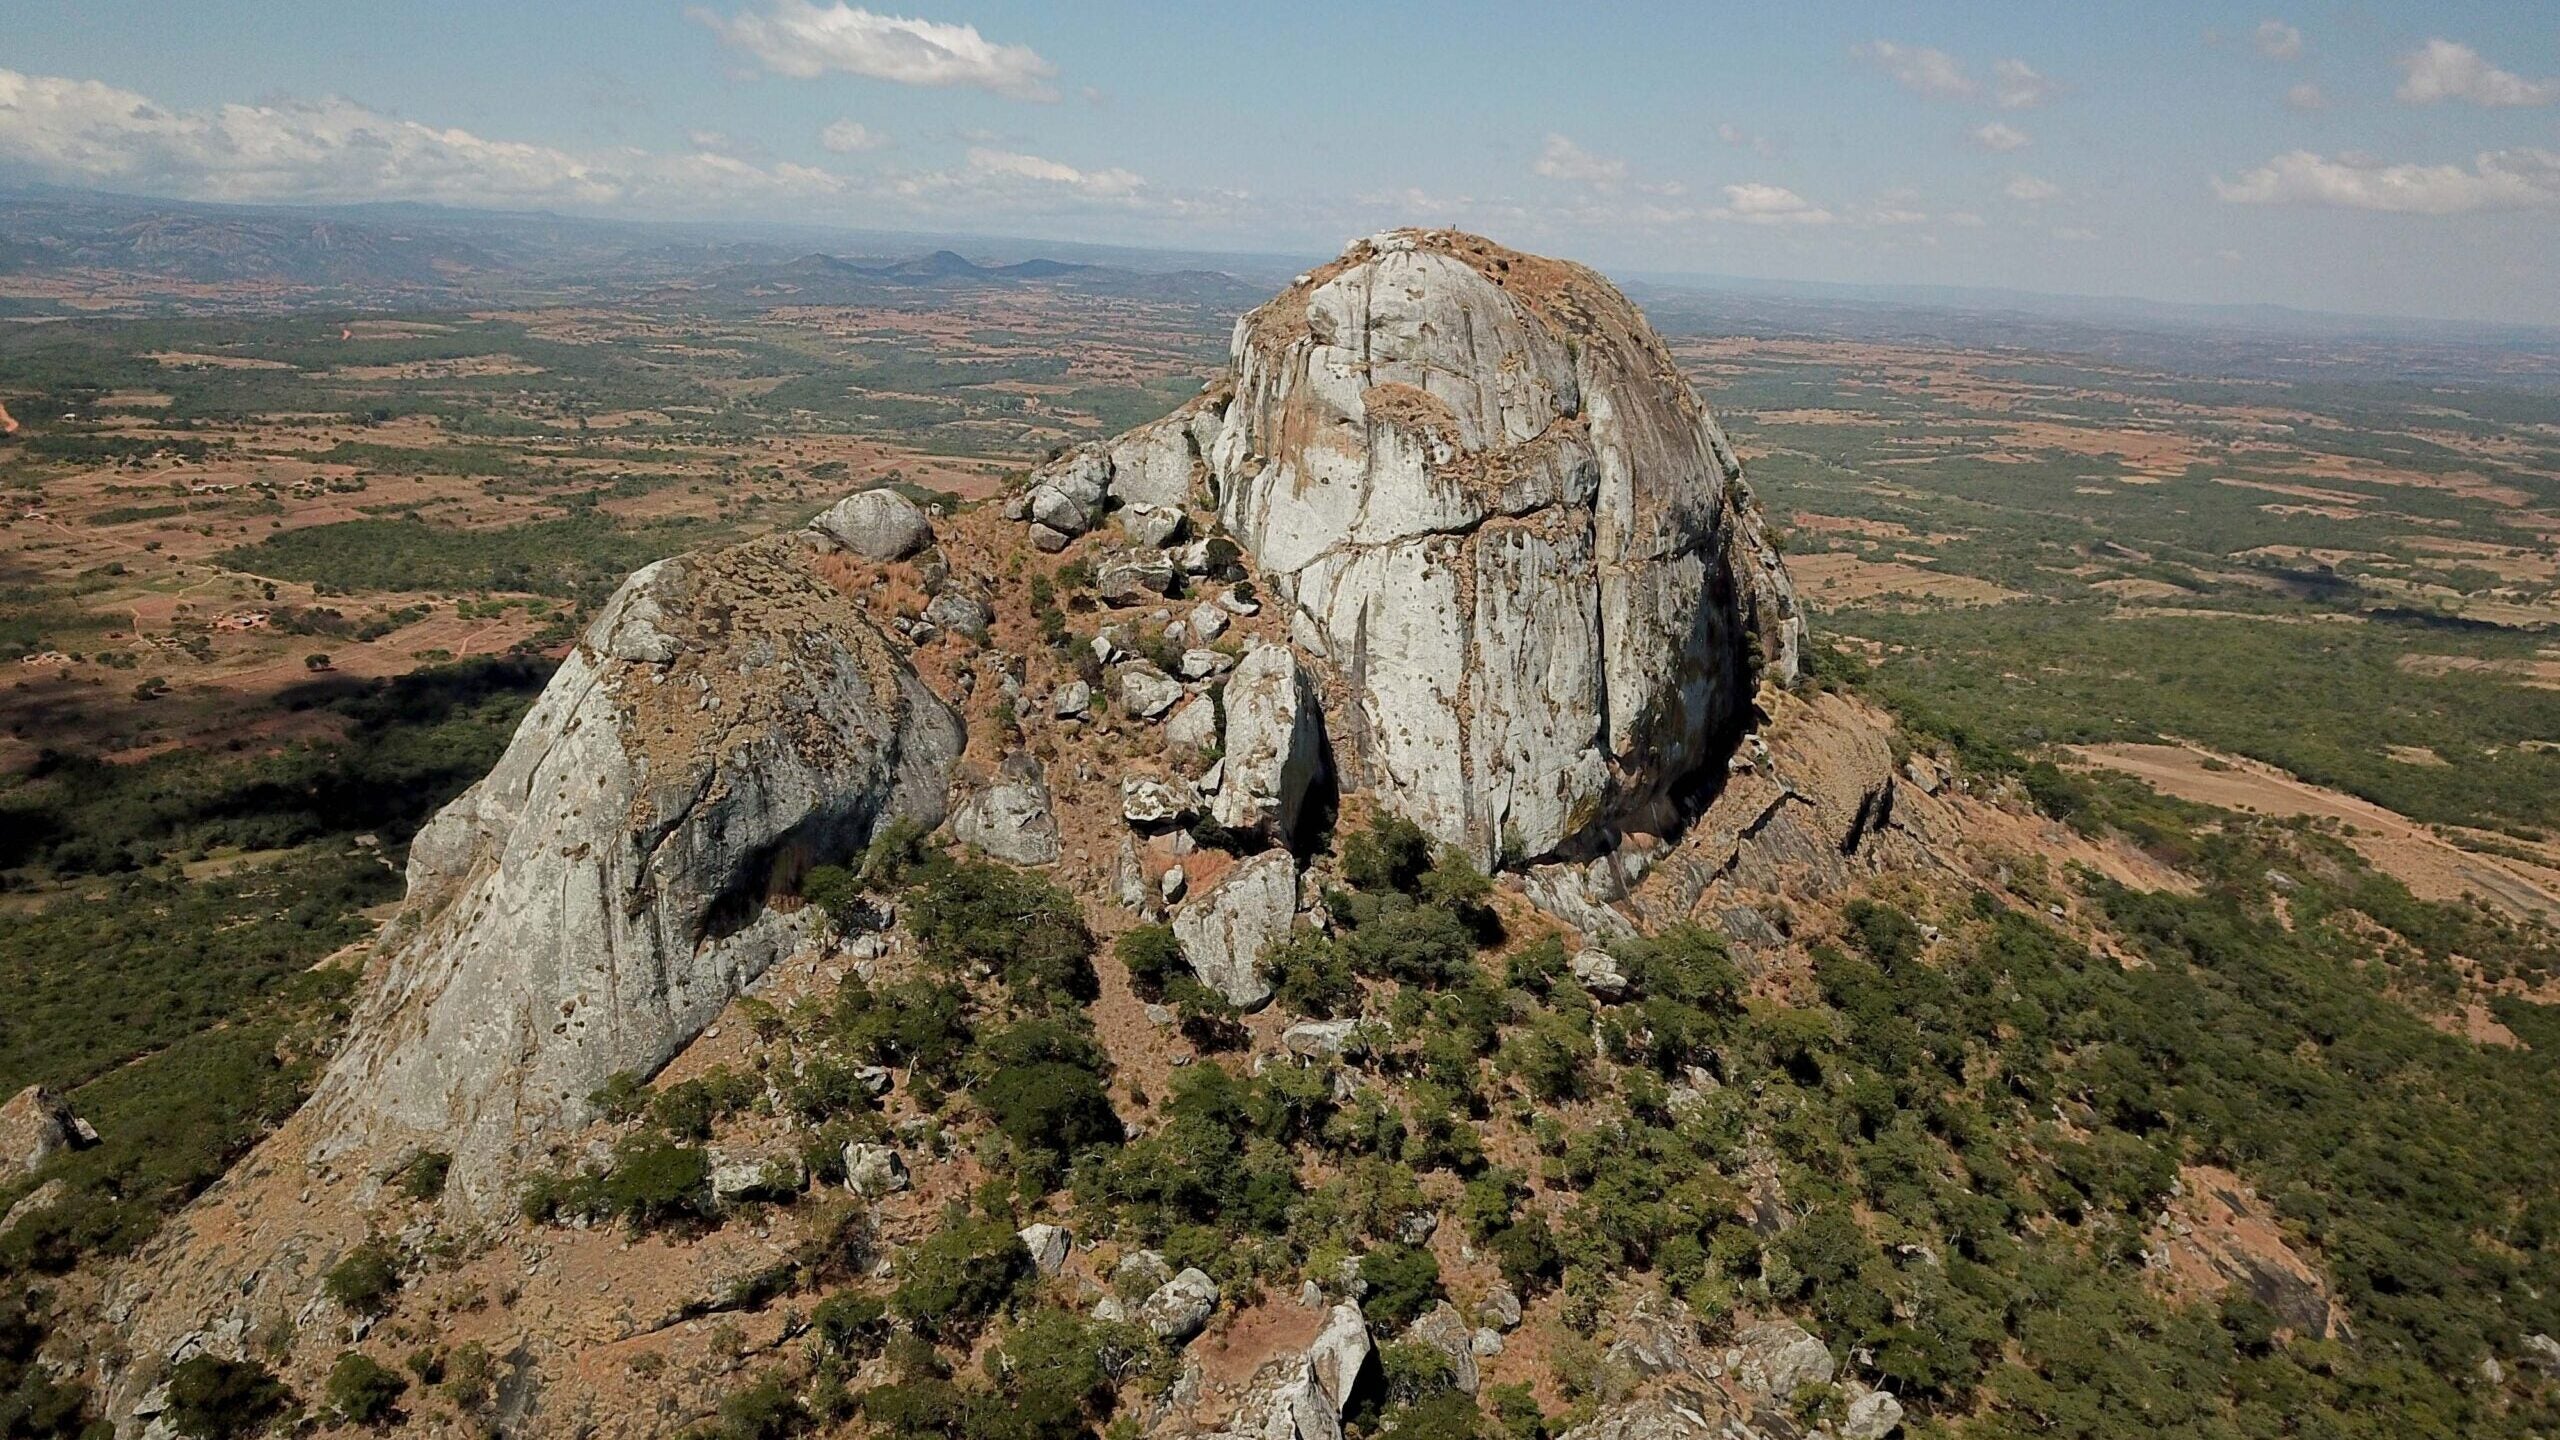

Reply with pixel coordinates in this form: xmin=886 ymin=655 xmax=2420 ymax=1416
xmin=952 ymin=751 xmax=1063 ymax=866
xmin=1213 ymin=642 xmax=1326 ymax=842
xmin=1207 ymin=229 xmax=1802 ymax=867
xmin=305 ymin=532 xmax=962 ymax=1214
xmin=1172 ymin=849 xmax=1297 ymax=1010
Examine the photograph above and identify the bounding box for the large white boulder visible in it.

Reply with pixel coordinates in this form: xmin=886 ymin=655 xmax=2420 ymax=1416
xmin=1210 ymin=230 xmax=1803 ymax=867
xmin=811 ymin=487 xmax=933 ymax=561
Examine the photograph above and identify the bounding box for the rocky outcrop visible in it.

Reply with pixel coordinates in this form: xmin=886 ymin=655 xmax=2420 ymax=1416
xmin=1 ymin=1085 xmax=91 ymax=1175
xmin=1213 ymin=643 xmax=1326 ymax=842
xmin=951 ymin=752 xmax=1062 ymax=866
xmin=303 ymin=532 xmax=963 ymax=1214
xmin=1205 ymin=229 xmax=1803 ymax=868
xmin=1172 ymin=850 xmax=1297 ymax=1010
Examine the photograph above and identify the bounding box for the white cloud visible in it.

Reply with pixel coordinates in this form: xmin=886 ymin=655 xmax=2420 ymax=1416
xmin=2254 ymin=20 xmax=2303 ymax=61
xmin=1857 ymin=41 xmax=1974 ymax=100
xmin=1992 ymin=58 xmax=2056 ymax=109
xmin=690 ymin=2 xmax=1057 ymax=100
xmin=2051 ymin=225 xmax=2098 ymax=241
xmin=0 ymin=66 xmax=845 ymax=210
xmin=2213 ymin=147 xmax=2560 ymax=214
xmin=2396 ymin=39 xmax=2560 ymax=108
xmin=958 ymin=146 xmax=1140 ymax=197
xmin=820 ymin=118 xmax=887 ymax=152
xmin=1719 ymin=182 xmax=1833 ymax=225
xmin=1944 ymin=210 xmax=1987 ymax=227
xmin=1971 ymin=122 xmax=2031 ymax=153
xmin=2004 ymin=173 xmax=2060 ymax=202
xmin=2284 ymin=82 xmax=2329 ymax=111
xmin=1532 ymin=133 xmax=1627 ymax=186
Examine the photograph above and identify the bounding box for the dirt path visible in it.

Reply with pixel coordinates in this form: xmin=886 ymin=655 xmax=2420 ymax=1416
xmin=2071 ymin=740 xmax=2560 ymax=919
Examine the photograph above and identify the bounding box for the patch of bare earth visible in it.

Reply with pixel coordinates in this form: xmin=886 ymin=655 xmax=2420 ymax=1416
xmin=2069 ymin=741 xmax=2560 ymax=919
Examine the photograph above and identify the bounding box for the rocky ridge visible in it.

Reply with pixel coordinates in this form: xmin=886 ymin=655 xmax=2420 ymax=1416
xmin=92 ymin=232 xmax=1966 ymax=1439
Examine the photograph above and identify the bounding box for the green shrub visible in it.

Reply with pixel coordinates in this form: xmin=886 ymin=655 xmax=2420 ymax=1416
xmin=1114 ymin=925 xmax=1186 ymax=999
xmin=601 ymin=1137 xmax=710 ymax=1230
xmin=890 ymin=1217 xmax=1030 ymax=1340
xmin=1357 ymin=1244 xmax=1443 ymax=1330
xmin=164 ymin=1354 xmax=291 ymax=1440
xmin=323 ymin=1238 xmax=402 ymax=1317
xmin=907 ymin=861 xmax=1096 ymax=1004
xmin=812 ymin=1292 xmax=890 ymax=1357
xmin=324 ymin=1352 xmax=406 ymax=1427
xmin=394 ymin=1150 xmax=450 ymax=1202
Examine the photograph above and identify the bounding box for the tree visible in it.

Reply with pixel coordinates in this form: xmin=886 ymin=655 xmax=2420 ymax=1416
xmin=324 ymin=1352 xmax=407 ymax=1427
xmin=164 ymin=1355 xmax=291 ymax=1440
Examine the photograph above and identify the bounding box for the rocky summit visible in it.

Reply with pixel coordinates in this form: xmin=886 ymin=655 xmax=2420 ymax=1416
xmin=97 ymin=231 xmax=1947 ymax=1439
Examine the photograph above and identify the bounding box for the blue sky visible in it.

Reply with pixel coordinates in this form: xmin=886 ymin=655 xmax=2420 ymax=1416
xmin=3 ymin=1 xmax=2557 ymax=321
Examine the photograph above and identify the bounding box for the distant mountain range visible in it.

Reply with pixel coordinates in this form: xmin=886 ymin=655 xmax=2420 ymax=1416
xmin=0 ymin=186 xmax=1271 ymax=313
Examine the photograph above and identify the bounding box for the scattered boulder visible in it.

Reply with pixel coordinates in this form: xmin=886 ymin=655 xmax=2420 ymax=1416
xmin=1189 ymin=602 xmax=1230 ymax=642
xmin=1052 ymin=679 xmax=1092 ymax=720
xmin=0 ymin=1179 xmax=66 ymax=1240
xmin=1308 ymin=1302 xmax=1373 ymax=1413
xmin=2521 ymin=1333 xmax=2560 ymax=1378
xmin=952 ymin=752 xmax=1063 ymax=866
xmin=0 ymin=1086 xmax=88 ymax=1175
xmin=1107 ymin=411 xmax=1209 ymax=509
xmin=1165 ymin=696 xmax=1219 ymax=753
xmin=1118 ymin=503 xmax=1187 ymax=548
xmin=1172 ymin=850 xmax=1296 ymax=1010
xmin=843 ymin=1143 xmax=909 ymax=1199
xmin=811 ymin=488 xmax=932 ymax=561
xmin=1727 ymin=1319 xmax=1834 ymax=1400
xmin=1178 ymin=648 xmax=1235 ymax=680
xmin=709 ymin=1147 xmax=807 ymax=1206
xmin=1283 ymin=1019 xmax=1367 ymax=1061
xmin=1122 ymin=776 xmax=1196 ymax=829
xmin=922 ymin=591 xmax=992 ymax=641
xmin=1031 ymin=486 xmax=1094 ymax=536
xmin=1018 ymin=1223 xmax=1072 ymax=1277
xmin=1478 ymin=1286 xmax=1523 ymax=1332
xmin=1029 ymin=522 xmax=1073 ymax=553
xmin=1114 ymin=1249 xmax=1174 ymax=1294
xmin=1407 ymin=1301 xmax=1480 ymax=1394
xmin=1839 ymin=1387 xmax=1905 ymax=1440
xmin=1571 ymin=948 xmax=1629 ymax=1000
xmin=1605 ymin=1306 xmax=1700 ymax=1378
xmin=1212 ymin=643 xmax=1325 ymax=841
xmin=1097 ymin=556 xmax=1178 ymax=606
xmin=1117 ymin=662 xmax=1184 ymax=720
xmin=1139 ymin=1267 xmax=1220 ymax=1340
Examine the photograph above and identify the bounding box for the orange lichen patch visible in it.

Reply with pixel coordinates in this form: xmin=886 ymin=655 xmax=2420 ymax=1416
xmin=2149 ymin=1165 xmax=2348 ymax=1341
xmin=2069 ymin=741 xmax=2560 ymax=918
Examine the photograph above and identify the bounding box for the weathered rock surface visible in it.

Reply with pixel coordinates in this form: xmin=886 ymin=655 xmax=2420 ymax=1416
xmin=1726 ymin=1319 xmax=1834 ymax=1400
xmin=844 ymin=1142 xmax=910 ymax=1198
xmin=1212 ymin=643 xmax=1326 ymax=842
xmin=1208 ymin=229 xmax=1802 ymax=867
xmin=1172 ymin=850 xmax=1296 ymax=1010
xmin=811 ymin=487 xmax=933 ymax=561
xmin=1555 ymin=1396 xmax=1732 ymax=1440
xmin=304 ymin=533 xmax=963 ymax=1214
xmin=1139 ymin=1266 xmax=1220 ymax=1340
xmin=0 ymin=1085 xmax=88 ymax=1175
xmin=951 ymin=752 xmax=1063 ymax=866
xmin=1408 ymin=1302 xmax=1480 ymax=1394
xmin=1018 ymin=1223 xmax=1072 ymax=1277
xmin=1117 ymin=662 xmax=1184 ymax=720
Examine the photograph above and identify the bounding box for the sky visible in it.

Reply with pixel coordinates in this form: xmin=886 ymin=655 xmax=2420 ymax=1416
xmin=1 ymin=1 xmax=2556 ymax=323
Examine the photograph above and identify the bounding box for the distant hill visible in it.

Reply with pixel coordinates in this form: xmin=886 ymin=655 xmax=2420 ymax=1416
xmin=671 ymin=246 xmax=1262 ymax=309
xmin=0 ymin=186 xmax=1268 ymax=314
